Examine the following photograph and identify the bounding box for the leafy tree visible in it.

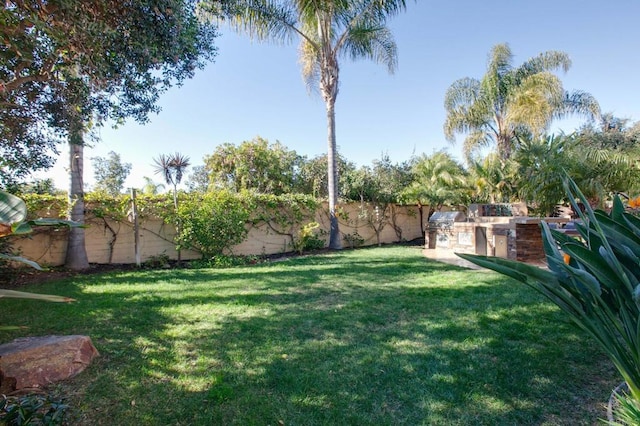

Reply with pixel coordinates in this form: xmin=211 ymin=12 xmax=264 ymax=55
xmin=214 ymin=0 xmax=408 ymax=248
xmin=92 ymin=151 xmax=132 ymax=196
xmin=1 ymin=1 xmax=218 ymax=270
xmin=298 ymin=153 xmax=356 ymax=199
xmin=444 ymin=43 xmax=600 ymax=161
xmin=204 ymin=137 xmax=304 ymax=194
xmin=575 ymin=113 xmax=640 ymax=153
xmin=185 ymin=165 xmax=210 ymax=193
xmin=347 ymin=155 xmax=413 ymax=245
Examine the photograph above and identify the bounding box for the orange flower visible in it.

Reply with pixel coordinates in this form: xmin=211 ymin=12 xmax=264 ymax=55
xmin=629 ymin=196 xmax=640 ymax=209
xmin=563 ymin=253 xmax=571 ymax=265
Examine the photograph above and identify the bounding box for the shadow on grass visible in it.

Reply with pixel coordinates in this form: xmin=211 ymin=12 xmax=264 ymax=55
xmin=0 ymin=246 xmax=618 ymax=425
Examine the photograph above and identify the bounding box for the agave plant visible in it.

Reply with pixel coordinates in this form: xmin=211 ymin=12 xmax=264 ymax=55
xmin=1 ymin=190 xmax=76 ymax=304
xmin=458 ymin=177 xmax=640 ymax=424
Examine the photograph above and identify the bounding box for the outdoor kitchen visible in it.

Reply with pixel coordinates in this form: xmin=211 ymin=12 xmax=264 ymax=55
xmin=426 ymin=203 xmax=576 ymax=263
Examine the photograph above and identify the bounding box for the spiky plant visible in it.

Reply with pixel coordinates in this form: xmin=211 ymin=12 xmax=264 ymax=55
xmin=458 ymin=178 xmax=640 ymax=424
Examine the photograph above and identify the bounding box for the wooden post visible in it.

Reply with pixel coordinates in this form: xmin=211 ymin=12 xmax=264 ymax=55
xmin=130 ymin=188 xmax=141 ymax=267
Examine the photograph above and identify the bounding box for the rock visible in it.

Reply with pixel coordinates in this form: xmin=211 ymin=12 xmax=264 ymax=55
xmin=0 ymin=335 xmax=99 ymax=390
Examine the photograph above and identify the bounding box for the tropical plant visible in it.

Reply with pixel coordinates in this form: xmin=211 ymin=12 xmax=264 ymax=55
xmin=458 ymin=178 xmax=640 ymax=424
xmin=212 ymin=0 xmax=408 ymax=249
xmin=400 ymin=150 xmax=469 ymax=232
xmin=153 ymin=153 xmax=191 ymax=210
xmin=467 ymin=153 xmax=518 ymax=204
xmin=444 ymin=43 xmax=600 ymax=161
xmin=514 ymin=133 xmax=640 ymax=215
xmin=141 ymin=176 xmax=166 ymax=195
xmin=0 ymin=191 xmax=75 ymax=322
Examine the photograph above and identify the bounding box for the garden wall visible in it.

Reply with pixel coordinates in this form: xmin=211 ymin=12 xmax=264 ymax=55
xmin=12 ymin=203 xmax=424 ymax=266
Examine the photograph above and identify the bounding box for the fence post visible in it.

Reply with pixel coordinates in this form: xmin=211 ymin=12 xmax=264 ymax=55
xmin=130 ymin=188 xmax=141 ymax=267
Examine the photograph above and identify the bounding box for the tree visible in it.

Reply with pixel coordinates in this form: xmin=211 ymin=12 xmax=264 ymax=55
xmin=400 ymin=150 xmax=469 ymax=234
xmin=185 ymin=165 xmax=210 ymax=193
xmin=298 ymin=153 xmax=356 ymax=199
xmin=467 ymin=153 xmax=518 ymax=204
xmin=141 ymin=177 xmax=165 ymax=195
xmin=214 ymin=0 xmax=408 ymax=249
xmin=204 ymin=137 xmax=304 ymax=194
xmin=153 ymin=153 xmax=191 ymax=209
xmin=92 ymin=151 xmax=132 ymax=196
xmin=1 ymin=1 xmax=218 ymax=270
xmin=444 ymin=43 xmax=600 ymax=161
xmin=345 ymin=155 xmax=413 ymax=245
xmin=514 ymin=133 xmax=640 ymax=215
xmin=575 ymin=113 xmax=640 ymax=153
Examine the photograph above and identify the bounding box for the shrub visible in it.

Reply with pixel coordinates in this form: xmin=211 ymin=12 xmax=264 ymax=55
xmin=293 ymin=222 xmax=325 ymax=254
xmin=459 ymin=178 xmax=640 ymax=425
xmin=175 ymin=191 xmax=250 ymax=259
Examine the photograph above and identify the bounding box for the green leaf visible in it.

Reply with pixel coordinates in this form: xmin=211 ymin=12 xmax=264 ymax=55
xmin=562 ymin=242 xmax=621 ymax=291
xmin=456 ymin=253 xmax=556 ymax=283
xmin=0 ymin=190 xmax=27 ymax=225
xmin=12 ymin=222 xmax=34 ymax=234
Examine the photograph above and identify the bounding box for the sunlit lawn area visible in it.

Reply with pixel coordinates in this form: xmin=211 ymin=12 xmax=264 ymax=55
xmin=0 ymin=246 xmax=619 ymax=425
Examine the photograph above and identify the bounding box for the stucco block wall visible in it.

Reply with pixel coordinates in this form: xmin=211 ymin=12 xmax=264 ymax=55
xmin=11 ymin=203 xmax=423 ymax=266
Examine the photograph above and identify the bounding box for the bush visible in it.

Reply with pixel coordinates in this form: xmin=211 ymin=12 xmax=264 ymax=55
xmin=175 ymin=191 xmax=250 ymax=259
xmin=459 ymin=178 xmax=640 ymax=425
xmin=293 ymin=222 xmax=325 ymax=254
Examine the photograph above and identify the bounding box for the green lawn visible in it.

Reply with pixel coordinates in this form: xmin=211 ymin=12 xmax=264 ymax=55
xmin=0 ymin=246 xmax=619 ymax=425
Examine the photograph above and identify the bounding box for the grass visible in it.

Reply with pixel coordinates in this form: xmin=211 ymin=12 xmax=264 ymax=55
xmin=0 ymin=246 xmax=619 ymax=425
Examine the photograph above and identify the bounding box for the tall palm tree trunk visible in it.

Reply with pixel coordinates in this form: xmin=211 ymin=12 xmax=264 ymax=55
xmin=65 ymin=139 xmax=90 ymax=270
xmin=326 ymin=97 xmax=341 ymax=249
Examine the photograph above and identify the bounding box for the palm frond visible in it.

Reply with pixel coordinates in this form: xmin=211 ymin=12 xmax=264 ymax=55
xmin=516 ymin=50 xmax=572 ymax=81
xmin=554 ymin=90 xmax=601 ymax=121
xmin=341 ymin=24 xmax=397 ymax=72
xmin=230 ymin=0 xmax=303 ymax=45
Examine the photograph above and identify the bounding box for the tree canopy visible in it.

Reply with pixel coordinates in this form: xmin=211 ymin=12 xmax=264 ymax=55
xmin=92 ymin=151 xmax=132 ymax=196
xmin=0 ymin=0 xmax=218 ymax=187
xmin=204 ymin=137 xmax=304 ymax=195
xmin=444 ymin=43 xmax=600 ymax=161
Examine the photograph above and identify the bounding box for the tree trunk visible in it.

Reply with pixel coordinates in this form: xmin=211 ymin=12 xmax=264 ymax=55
xmin=326 ymin=98 xmax=342 ymax=249
xmin=497 ymin=131 xmax=512 ymax=162
xmin=65 ymin=141 xmax=90 ymax=270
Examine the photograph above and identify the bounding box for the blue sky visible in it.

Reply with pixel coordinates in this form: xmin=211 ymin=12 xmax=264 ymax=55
xmin=39 ymin=0 xmax=640 ymax=190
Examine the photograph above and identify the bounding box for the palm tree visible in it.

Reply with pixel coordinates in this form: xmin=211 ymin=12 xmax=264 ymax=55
xmin=141 ymin=176 xmax=166 ymax=195
xmin=152 ymin=153 xmax=190 ymax=262
xmin=152 ymin=153 xmax=191 ymax=209
xmin=400 ymin=150 xmax=469 ymax=235
xmin=467 ymin=153 xmax=518 ymax=204
xmin=444 ymin=43 xmax=601 ymax=162
xmin=220 ymin=0 xmax=408 ymax=249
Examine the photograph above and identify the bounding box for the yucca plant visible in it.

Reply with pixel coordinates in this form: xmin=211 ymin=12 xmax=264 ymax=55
xmin=458 ymin=177 xmax=640 ymax=424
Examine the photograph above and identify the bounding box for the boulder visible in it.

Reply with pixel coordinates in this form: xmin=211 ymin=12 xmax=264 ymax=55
xmin=0 ymin=335 xmax=99 ymax=391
